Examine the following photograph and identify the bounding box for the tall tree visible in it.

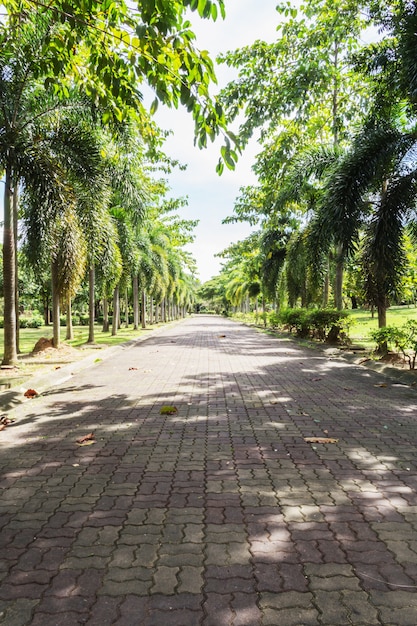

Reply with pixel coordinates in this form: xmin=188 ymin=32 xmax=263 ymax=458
xmin=219 ymin=0 xmax=370 ymax=302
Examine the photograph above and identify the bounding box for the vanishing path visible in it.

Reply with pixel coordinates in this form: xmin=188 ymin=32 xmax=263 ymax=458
xmin=1 ymin=315 xmax=417 ymax=625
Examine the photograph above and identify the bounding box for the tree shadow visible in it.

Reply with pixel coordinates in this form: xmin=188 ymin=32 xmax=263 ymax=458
xmin=1 ymin=315 xmax=417 ymax=624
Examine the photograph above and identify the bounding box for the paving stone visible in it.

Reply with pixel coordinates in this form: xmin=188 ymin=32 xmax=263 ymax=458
xmin=3 ymin=315 xmax=417 ymax=625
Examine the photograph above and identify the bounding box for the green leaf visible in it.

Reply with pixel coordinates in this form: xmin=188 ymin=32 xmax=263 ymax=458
xmin=150 ymin=98 xmax=159 ymax=115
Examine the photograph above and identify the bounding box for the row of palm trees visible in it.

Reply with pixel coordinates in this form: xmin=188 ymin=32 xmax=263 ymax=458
xmin=1 ymin=11 xmax=198 ymax=365
xmin=204 ymin=1 xmax=417 ymax=323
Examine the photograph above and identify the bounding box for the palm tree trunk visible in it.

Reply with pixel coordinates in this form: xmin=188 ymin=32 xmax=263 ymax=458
xmin=66 ymin=295 xmax=73 ymax=340
xmin=51 ymin=260 xmax=60 ymax=348
xmin=102 ymin=297 xmax=109 ymax=332
xmin=149 ymin=296 xmax=154 ymax=325
xmin=133 ymin=274 xmax=139 ymax=330
xmin=123 ymin=288 xmax=128 ymax=328
xmin=87 ymin=266 xmax=95 ymax=343
xmin=322 ymin=257 xmax=330 ymax=307
xmin=141 ymin=290 xmax=146 ymax=328
xmin=13 ymin=185 xmax=20 ymax=354
xmin=112 ymin=285 xmax=119 ymax=336
xmin=2 ymin=165 xmax=18 ymax=365
xmin=377 ymin=296 xmax=387 ymax=329
xmin=335 ymin=245 xmax=344 ymax=311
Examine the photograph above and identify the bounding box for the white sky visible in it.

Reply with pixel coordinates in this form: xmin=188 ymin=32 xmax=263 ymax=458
xmin=152 ymin=0 xmax=281 ymax=283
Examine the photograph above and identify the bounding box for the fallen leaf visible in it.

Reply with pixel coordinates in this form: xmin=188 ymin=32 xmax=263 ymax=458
xmin=76 ymin=433 xmax=95 ymax=444
xmin=55 ymin=366 xmax=61 ymax=370
xmin=24 ymin=388 xmax=39 ymax=398
xmin=218 ymin=334 xmax=226 ymax=338
xmin=0 ymin=416 xmax=15 ymax=426
xmin=160 ymin=406 xmax=178 ymax=415
xmin=128 ymin=367 xmax=138 ymax=371
xmin=374 ymin=383 xmax=388 ymax=388
xmin=304 ymin=437 xmax=339 ymax=444
xmin=78 ymin=440 xmax=95 ymax=446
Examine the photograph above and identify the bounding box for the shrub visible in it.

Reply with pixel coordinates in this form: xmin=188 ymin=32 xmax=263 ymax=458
xmin=308 ymin=309 xmax=350 ymax=343
xmin=268 ymin=312 xmax=281 ymax=329
xmin=272 ymin=308 xmax=350 ymax=343
xmin=370 ymin=321 xmax=417 ymax=368
xmin=278 ymin=308 xmax=310 ymax=337
xmin=19 ymin=316 xmax=43 ymax=329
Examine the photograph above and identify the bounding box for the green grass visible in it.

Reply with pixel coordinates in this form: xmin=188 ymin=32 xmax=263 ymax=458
xmin=0 ymin=323 xmax=157 ymax=358
xmin=348 ymin=305 xmax=417 ymax=345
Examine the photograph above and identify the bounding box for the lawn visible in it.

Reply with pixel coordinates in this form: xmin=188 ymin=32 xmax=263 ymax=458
xmin=348 ymin=305 xmax=417 ymax=345
xmin=0 ymin=323 xmax=157 ymax=357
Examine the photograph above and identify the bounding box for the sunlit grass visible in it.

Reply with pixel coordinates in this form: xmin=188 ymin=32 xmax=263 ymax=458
xmin=348 ymin=305 xmax=417 ymax=345
xmin=0 ymin=323 xmax=158 ymax=359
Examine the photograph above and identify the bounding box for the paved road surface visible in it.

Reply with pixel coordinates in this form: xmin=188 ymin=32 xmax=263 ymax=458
xmin=1 ymin=315 xmax=417 ymax=625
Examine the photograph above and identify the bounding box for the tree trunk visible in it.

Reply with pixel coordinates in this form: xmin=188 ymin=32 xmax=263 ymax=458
xmin=112 ymin=285 xmax=119 ymax=336
xmin=123 ymin=287 xmax=127 ymax=328
xmin=66 ymin=295 xmax=73 ymax=340
xmin=43 ymin=294 xmax=50 ymax=326
xmin=322 ymin=257 xmax=330 ymax=308
xmin=87 ymin=266 xmax=95 ymax=343
xmin=149 ymin=296 xmax=154 ymax=325
xmin=133 ymin=274 xmax=139 ymax=330
xmin=102 ymin=297 xmax=109 ymax=332
xmin=141 ymin=290 xmax=146 ymax=328
xmin=377 ymin=298 xmax=387 ymax=329
xmin=262 ymin=296 xmax=267 ymax=327
xmin=335 ymin=249 xmax=344 ymax=311
xmin=2 ymin=165 xmax=18 ymax=365
xmin=13 ymin=185 xmax=20 ymax=354
xmin=51 ymin=260 xmax=60 ymax=348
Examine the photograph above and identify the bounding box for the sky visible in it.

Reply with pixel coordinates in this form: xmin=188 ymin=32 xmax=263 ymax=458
xmin=151 ymin=1 xmax=281 ymax=283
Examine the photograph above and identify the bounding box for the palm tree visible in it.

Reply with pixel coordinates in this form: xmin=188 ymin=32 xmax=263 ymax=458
xmin=0 ymin=12 xmax=106 ymax=360
xmin=311 ymin=113 xmax=417 ymax=327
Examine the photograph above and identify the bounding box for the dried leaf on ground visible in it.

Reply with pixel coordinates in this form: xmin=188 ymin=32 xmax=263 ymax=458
xmin=304 ymin=437 xmax=339 ymax=444
xmin=128 ymin=367 xmax=138 ymax=371
xmin=218 ymin=335 xmax=226 ymax=338
xmin=160 ymin=406 xmax=178 ymax=415
xmin=0 ymin=416 xmax=15 ymax=427
xmin=24 ymin=388 xmax=39 ymax=398
xmin=76 ymin=433 xmax=95 ymax=445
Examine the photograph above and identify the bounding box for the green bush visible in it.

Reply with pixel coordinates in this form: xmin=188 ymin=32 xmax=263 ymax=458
xmin=0 ymin=316 xmax=43 ymax=328
xmin=278 ymin=308 xmax=310 ymax=337
xmin=268 ymin=312 xmax=281 ymax=329
xmin=370 ymin=320 xmax=417 ymax=368
xmin=271 ymin=308 xmax=350 ymax=342
xmin=19 ymin=316 xmax=43 ymax=329
xmin=308 ymin=309 xmax=350 ymax=342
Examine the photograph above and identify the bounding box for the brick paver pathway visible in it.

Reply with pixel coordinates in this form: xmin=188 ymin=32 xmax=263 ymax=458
xmin=1 ymin=315 xmax=417 ymax=625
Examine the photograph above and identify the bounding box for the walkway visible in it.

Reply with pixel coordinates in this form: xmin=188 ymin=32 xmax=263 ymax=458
xmin=1 ymin=315 xmax=417 ymax=625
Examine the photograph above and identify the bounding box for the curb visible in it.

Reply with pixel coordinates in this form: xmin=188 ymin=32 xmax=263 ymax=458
xmin=0 ymin=319 xmax=183 ymax=415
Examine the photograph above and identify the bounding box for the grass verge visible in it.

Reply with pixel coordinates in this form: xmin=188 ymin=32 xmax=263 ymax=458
xmin=0 ymin=322 xmax=164 ymax=392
